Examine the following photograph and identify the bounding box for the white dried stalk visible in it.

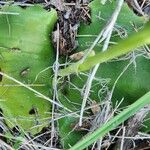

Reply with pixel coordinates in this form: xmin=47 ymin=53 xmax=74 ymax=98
xmin=51 ymin=23 xmax=60 ymax=147
xmin=79 ymin=0 xmax=124 ymax=126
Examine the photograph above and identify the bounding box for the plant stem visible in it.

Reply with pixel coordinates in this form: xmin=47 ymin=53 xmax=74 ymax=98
xmin=69 ymin=91 xmax=150 ymax=150
xmin=59 ymin=21 xmax=150 ymax=77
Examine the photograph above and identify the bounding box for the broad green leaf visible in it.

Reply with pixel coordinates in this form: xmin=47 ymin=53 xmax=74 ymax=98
xmin=58 ymin=0 xmax=150 ymax=148
xmin=0 ymin=5 xmax=57 ymax=134
xmin=77 ymin=0 xmax=144 ymax=51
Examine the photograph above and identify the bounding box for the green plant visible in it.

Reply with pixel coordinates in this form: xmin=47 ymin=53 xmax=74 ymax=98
xmin=0 ymin=1 xmax=150 ymax=149
xmin=59 ymin=21 xmax=150 ymax=75
xmin=57 ymin=0 xmax=150 ymax=149
xmin=0 ymin=5 xmax=57 ymax=134
xmin=70 ymin=92 xmax=150 ymax=150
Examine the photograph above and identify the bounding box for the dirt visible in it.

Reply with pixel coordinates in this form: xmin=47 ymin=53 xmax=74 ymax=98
xmin=52 ymin=0 xmax=91 ymax=55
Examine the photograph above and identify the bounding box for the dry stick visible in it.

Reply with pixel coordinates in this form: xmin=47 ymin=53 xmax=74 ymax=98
xmin=126 ymin=0 xmax=144 ymax=15
xmin=120 ymin=127 xmax=126 ymax=150
xmin=0 ymin=84 xmax=45 ymax=87
xmin=138 ymin=132 xmax=150 ymax=139
xmin=114 ymin=104 xmax=150 ymax=150
xmin=79 ymin=0 xmax=124 ymax=126
xmin=0 ymin=72 xmax=71 ymax=112
xmin=133 ymin=0 xmax=145 ymax=15
xmin=51 ymin=23 xmax=60 ymax=147
xmin=0 ymin=12 xmax=19 ymax=15
xmin=0 ymin=139 xmax=13 ymax=150
xmin=85 ymin=33 xmax=113 ymax=149
xmin=110 ymin=135 xmax=150 ymax=140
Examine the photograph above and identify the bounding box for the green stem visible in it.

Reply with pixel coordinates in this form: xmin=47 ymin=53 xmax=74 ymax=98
xmin=59 ymin=21 xmax=150 ymax=76
xmin=69 ymin=91 xmax=150 ymax=150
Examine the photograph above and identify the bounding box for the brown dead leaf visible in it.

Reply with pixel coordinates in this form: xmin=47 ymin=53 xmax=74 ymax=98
xmin=69 ymin=51 xmax=84 ymax=60
xmin=91 ymin=101 xmax=101 ymax=115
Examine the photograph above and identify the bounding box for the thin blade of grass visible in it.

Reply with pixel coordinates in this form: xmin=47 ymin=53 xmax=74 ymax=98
xmin=69 ymin=91 xmax=150 ymax=150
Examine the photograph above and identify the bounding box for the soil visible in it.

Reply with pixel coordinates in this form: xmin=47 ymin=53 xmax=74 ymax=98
xmin=51 ymin=0 xmax=91 ymax=55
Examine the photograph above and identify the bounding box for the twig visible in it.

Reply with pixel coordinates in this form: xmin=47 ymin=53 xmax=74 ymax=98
xmin=113 ymin=105 xmax=150 ymax=150
xmin=0 ymin=139 xmax=13 ymax=150
xmin=79 ymin=0 xmax=124 ymax=126
xmin=51 ymin=23 xmax=60 ymax=147
xmin=120 ymin=127 xmax=126 ymax=150
xmin=0 ymin=12 xmax=19 ymax=15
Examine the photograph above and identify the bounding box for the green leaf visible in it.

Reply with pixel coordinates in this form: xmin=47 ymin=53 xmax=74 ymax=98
xmin=58 ymin=1 xmax=147 ymax=148
xmin=58 ymin=116 xmax=85 ymax=149
xmin=77 ymin=0 xmax=144 ymax=51
xmin=0 ymin=5 xmax=57 ymax=134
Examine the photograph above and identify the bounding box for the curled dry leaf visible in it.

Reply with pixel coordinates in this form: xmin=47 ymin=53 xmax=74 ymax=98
xmin=69 ymin=50 xmax=95 ymax=60
xmin=70 ymin=120 xmax=91 ymax=131
xmin=69 ymin=51 xmax=85 ymax=60
xmin=91 ymin=101 xmax=101 ymax=115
